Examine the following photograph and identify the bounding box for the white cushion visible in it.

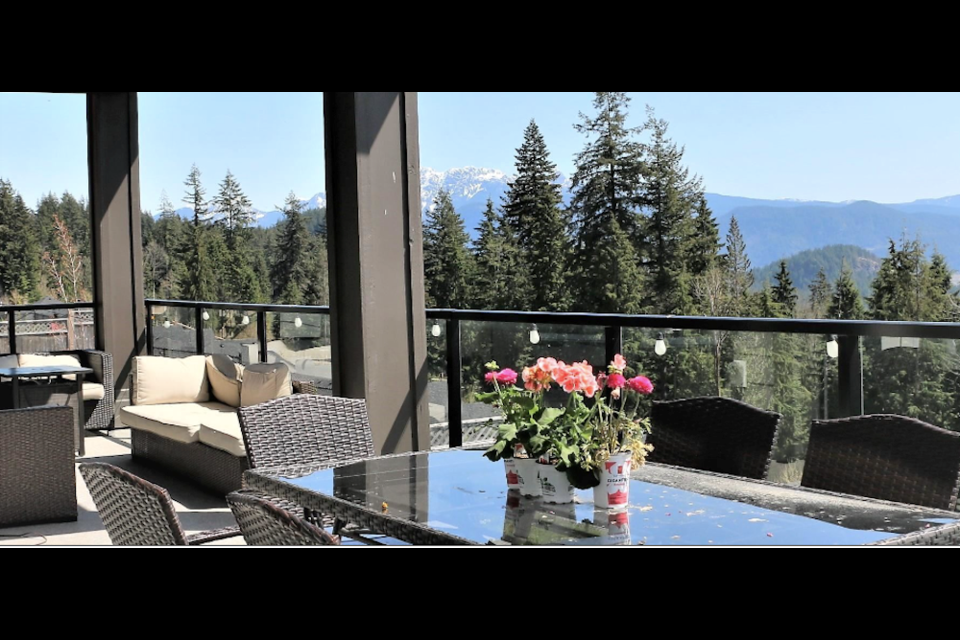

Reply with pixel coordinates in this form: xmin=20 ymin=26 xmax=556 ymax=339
xmin=240 ymin=363 xmax=292 ymax=407
xmin=199 ymin=421 xmax=246 ymax=457
xmin=206 ymin=355 xmax=242 ymax=408
xmin=17 ymin=353 xmax=83 ymax=380
xmin=133 ymin=355 xmax=209 ymax=405
xmin=82 ymin=382 xmax=106 ymax=401
xmin=120 ymin=401 xmax=237 ymax=444
xmin=0 ymin=354 xmax=19 ymax=369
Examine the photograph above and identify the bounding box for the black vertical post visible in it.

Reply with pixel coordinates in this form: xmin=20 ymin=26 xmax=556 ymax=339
xmin=604 ymin=325 xmax=623 ymax=366
xmin=836 ymin=335 xmax=863 ymax=418
xmin=8 ymin=312 xmax=16 ymax=355
xmin=195 ymin=306 xmax=204 ymax=356
xmin=257 ymin=311 xmax=268 ymax=363
xmin=145 ymin=304 xmax=153 ymax=356
xmin=446 ymin=318 xmax=463 ymax=448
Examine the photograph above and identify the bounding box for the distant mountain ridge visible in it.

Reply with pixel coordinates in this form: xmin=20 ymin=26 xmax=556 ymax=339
xmin=753 ymin=245 xmax=881 ymax=297
xmin=155 ymin=166 xmax=960 ymax=272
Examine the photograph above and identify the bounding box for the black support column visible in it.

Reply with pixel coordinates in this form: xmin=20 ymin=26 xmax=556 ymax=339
xmin=87 ymin=92 xmax=145 ymax=402
xmin=324 ymin=92 xmax=430 ymax=455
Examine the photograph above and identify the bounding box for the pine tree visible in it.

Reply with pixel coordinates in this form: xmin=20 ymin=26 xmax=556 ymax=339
xmin=640 ymin=108 xmax=701 ymax=315
xmin=423 ymin=189 xmax=473 ymax=308
xmin=808 ymin=268 xmax=832 ymax=319
xmin=687 ymin=195 xmax=722 ymax=279
xmin=723 ymin=215 xmax=754 ymax=312
xmin=178 ymin=166 xmax=216 ymax=301
xmin=0 ymin=179 xmax=41 ymax=301
xmin=772 ymin=260 xmax=798 ymax=316
xmin=303 ymin=235 xmax=330 ymax=305
xmin=472 ymin=200 xmax=515 ymax=310
xmin=271 ymin=193 xmax=310 ymax=304
xmin=500 ymin=121 xmax=568 ymax=311
xmin=183 ymin=164 xmax=209 ymax=227
xmin=214 ymin=170 xmax=254 ymax=243
xmin=828 ymin=262 xmax=865 ymax=319
xmin=569 ymin=92 xmax=645 ymax=313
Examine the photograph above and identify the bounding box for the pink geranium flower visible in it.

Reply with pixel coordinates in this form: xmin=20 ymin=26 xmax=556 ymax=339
xmin=607 ymin=373 xmax=626 ymax=389
xmin=611 ymin=354 xmax=627 ymax=372
xmin=485 ymin=371 xmax=497 ymax=384
xmin=496 ymin=369 xmax=518 ymax=385
xmin=627 ymin=376 xmax=654 ymax=395
xmin=537 ymin=357 xmax=559 ymax=374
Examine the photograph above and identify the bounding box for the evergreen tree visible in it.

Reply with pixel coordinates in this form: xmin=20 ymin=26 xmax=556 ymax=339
xmin=808 ymin=268 xmax=832 ymax=319
xmin=687 ymin=195 xmax=722 ymax=279
xmin=178 ymin=166 xmax=216 ymax=301
xmin=723 ymin=215 xmax=754 ymax=312
xmin=271 ymin=193 xmax=310 ymax=304
xmin=303 ymin=235 xmax=330 ymax=305
xmin=640 ymin=108 xmax=701 ymax=315
xmin=500 ymin=120 xmax=569 ymax=311
xmin=828 ymin=262 xmax=865 ymax=319
xmin=423 ymin=189 xmax=473 ymax=308
xmin=472 ymin=200 xmax=515 ymax=310
xmin=569 ymin=92 xmax=645 ymax=313
xmin=0 ymin=179 xmax=41 ymax=301
xmin=772 ymin=260 xmax=798 ymax=315
xmin=214 ymin=170 xmax=254 ymax=243
xmin=183 ymin=164 xmax=209 ymax=227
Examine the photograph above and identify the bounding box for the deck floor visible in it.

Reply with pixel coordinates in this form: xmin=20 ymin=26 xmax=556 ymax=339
xmin=0 ymin=429 xmax=242 ymax=546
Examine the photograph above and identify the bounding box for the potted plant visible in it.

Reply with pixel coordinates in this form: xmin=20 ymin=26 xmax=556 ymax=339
xmin=479 ymin=361 xmax=563 ymax=498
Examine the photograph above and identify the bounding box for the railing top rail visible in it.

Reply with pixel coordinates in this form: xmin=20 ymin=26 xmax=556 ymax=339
xmin=143 ymin=299 xmax=960 ymax=340
xmin=0 ymin=301 xmax=95 ymax=312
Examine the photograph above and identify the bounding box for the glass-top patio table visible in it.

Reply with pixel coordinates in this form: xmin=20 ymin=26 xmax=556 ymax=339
xmin=244 ymin=449 xmax=960 ymax=545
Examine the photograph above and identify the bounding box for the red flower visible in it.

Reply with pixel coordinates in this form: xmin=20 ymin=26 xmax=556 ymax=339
xmin=484 ymin=371 xmax=497 ymax=384
xmin=627 ymin=376 xmax=654 ymax=395
xmin=496 ymin=369 xmax=518 ymax=385
xmin=606 ymin=373 xmax=626 ymax=389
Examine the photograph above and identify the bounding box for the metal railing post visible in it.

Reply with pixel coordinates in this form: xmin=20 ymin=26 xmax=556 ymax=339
xmin=604 ymin=325 xmax=623 ymax=366
xmin=195 ymin=306 xmax=205 ymax=356
xmin=145 ymin=304 xmax=154 ymax=355
xmin=446 ymin=318 xmax=463 ymax=448
xmin=257 ymin=311 xmax=268 ymax=363
xmin=837 ymin=335 xmax=863 ymax=418
xmin=8 ymin=311 xmax=16 ymax=355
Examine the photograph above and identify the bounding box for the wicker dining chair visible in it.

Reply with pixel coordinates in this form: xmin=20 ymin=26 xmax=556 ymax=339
xmin=227 ymin=490 xmax=340 ymax=546
xmin=649 ymin=397 xmax=782 ymax=480
xmin=238 ymin=393 xmax=375 ymax=469
xmin=801 ymin=415 xmax=960 ymax=510
xmin=79 ymin=462 xmax=240 ymax=546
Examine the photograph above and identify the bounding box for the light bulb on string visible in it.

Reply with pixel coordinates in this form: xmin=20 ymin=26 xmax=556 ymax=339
xmin=654 ymin=332 xmax=668 ymax=356
xmin=529 ymin=325 xmax=541 ymax=345
xmin=431 ymin=322 xmax=442 ymax=338
xmin=294 ymin=317 xmax=303 ymax=329
xmin=241 ymin=315 xmax=250 ymax=326
xmin=826 ymin=336 xmax=839 ymax=359
xmin=162 ymin=319 xmax=171 ymax=329
xmin=202 ymin=311 xmax=210 ymax=322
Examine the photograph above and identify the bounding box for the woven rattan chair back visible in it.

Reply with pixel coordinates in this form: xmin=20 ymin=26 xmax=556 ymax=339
xmin=79 ymin=462 xmax=188 ymax=546
xmin=802 ymin=415 xmax=960 ymax=510
xmin=648 ymin=397 xmax=781 ymax=480
xmin=239 ymin=394 xmax=375 ymax=468
xmin=227 ymin=491 xmax=340 ymax=545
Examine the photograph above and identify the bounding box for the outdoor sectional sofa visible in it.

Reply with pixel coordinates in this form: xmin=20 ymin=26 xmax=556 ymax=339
xmin=119 ymin=355 xmax=303 ymax=496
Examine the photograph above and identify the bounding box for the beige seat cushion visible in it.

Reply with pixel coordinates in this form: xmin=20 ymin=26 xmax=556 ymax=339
xmin=82 ymin=382 xmax=106 ymax=401
xmin=133 ymin=355 xmax=209 ymax=405
xmin=241 ymin=363 xmax=293 ymax=407
xmin=0 ymin=354 xmax=19 ymax=369
xmin=17 ymin=353 xmax=83 ymax=380
xmin=120 ymin=401 xmax=236 ymax=444
xmin=206 ymin=355 xmax=243 ymax=407
xmin=199 ymin=420 xmax=246 ymax=457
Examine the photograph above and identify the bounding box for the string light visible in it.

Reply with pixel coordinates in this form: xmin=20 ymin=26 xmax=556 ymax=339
xmin=529 ymin=324 xmax=541 ymax=345
xmin=431 ymin=322 xmax=442 ymax=338
xmin=826 ymin=335 xmax=839 ymax=359
xmin=294 ymin=317 xmax=303 ymax=329
xmin=241 ymin=315 xmax=250 ymax=326
xmin=654 ymin=332 xmax=668 ymax=356
xmin=202 ymin=311 xmax=210 ymax=321
xmin=162 ymin=319 xmax=171 ymax=329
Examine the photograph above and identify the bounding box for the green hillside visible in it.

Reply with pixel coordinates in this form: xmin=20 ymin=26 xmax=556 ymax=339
xmin=753 ymin=245 xmax=881 ymax=297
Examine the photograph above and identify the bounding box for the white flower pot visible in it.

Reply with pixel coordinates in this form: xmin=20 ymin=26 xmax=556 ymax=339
xmin=593 ymin=451 xmax=632 ymax=509
xmin=504 ymin=458 xmax=520 ymax=491
xmin=514 ymin=458 xmax=542 ymax=498
xmin=539 ymin=463 xmax=576 ymax=504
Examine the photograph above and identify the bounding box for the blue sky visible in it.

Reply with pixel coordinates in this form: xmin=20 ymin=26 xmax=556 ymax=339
xmin=4 ymin=92 xmax=960 ymax=208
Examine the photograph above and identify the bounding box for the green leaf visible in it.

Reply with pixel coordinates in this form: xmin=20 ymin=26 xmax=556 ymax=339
xmin=483 ymin=440 xmax=506 ymax=462
xmin=497 ymin=423 xmax=518 ymax=442
xmin=537 ymin=407 xmax=565 ymax=426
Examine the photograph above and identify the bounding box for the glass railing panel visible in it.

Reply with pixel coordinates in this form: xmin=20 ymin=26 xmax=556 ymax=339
xmin=265 ymin=311 xmax=331 ymax=394
xmin=149 ymin=305 xmax=199 ymax=358
xmin=426 ymin=319 xmax=451 ymax=449
xmin=203 ymin=308 xmax=260 ymax=364
xmin=861 ymin=334 xmax=960 ymax=431
xmin=0 ymin=312 xmax=9 ymax=354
